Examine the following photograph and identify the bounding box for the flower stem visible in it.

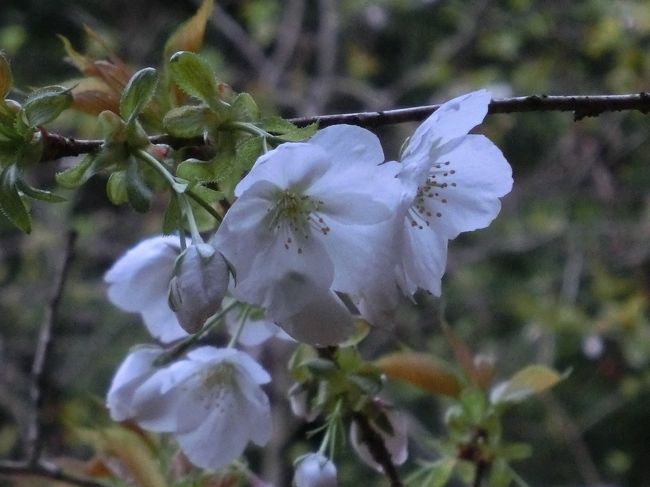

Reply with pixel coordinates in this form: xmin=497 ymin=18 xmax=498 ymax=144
xmin=186 ymin=187 xmax=223 ymax=223
xmin=135 ymin=149 xmax=186 ymax=194
xmin=178 ymin=194 xmax=203 ymax=245
xmin=227 ymin=305 xmax=251 ymax=348
xmin=155 ymin=301 xmax=239 ymax=366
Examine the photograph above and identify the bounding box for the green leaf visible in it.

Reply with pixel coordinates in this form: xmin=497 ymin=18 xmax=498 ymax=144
xmin=491 ymin=365 xmax=565 ymax=404
xmin=235 ymin=136 xmax=264 ymax=171
xmin=106 ymin=170 xmax=128 ymax=205
xmin=21 ymin=86 xmax=72 ymax=127
xmin=162 ymin=195 xmax=181 ymax=234
xmin=56 ymin=154 xmax=101 ymax=189
xmin=459 ymin=388 xmax=487 ymax=424
xmin=163 ymin=105 xmax=215 ymax=138
xmin=0 ymin=165 xmax=31 ymax=233
xmin=16 ymin=179 xmax=65 ymax=202
xmin=177 ymin=152 xmax=237 ymax=183
xmin=261 ymin=116 xmax=318 ymax=141
xmin=120 ymin=67 xmax=158 ymax=123
xmin=231 ymin=92 xmax=260 ymax=122
xmin=126 ymin=158 xmax=152 ymax=212
xmin=169 ymin=51 xmax=219 ymax=108
xmin=0 ymin=51 xmax=12 ymax=99
xmin=186 ymin=184 xmax=223 ymax=231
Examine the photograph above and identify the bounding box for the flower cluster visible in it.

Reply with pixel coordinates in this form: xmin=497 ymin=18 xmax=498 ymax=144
xmin=104 ymin=90 xmax=512 ymax=474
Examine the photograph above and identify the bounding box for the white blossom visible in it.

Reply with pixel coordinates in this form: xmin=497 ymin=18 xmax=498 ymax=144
xmin=394 ymin=89 xmax=513 ymax=296
xmin=107 ymin=346 xmax=272 ymax=470
xmin=294 ymin=453 xmax=337 ymax=487
xmin=104 ymin=235 xmax=187 ymax=342
xmin=355 ymin=90 xmax=513 ymax=321
xmin=213 ymin=125 xmax=402 ymax=345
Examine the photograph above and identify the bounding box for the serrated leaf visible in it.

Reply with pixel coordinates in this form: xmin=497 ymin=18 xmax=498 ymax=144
xmin=177 ymin=152 xmax=237 ymax=183
xmin=491 ymin=365 xmax=565 ymax=404
xmin=261 ymin=116 xmax=318 ymax=141
xmin=169 ymin=51 xmax=219 ymax=108
xmin=0 ymin=52 xmax=12 ymax=99
xmin=375 ymin=352 xmax=461 ymax=398
xmin=126 ymin=158 xmax=152 ymax=212
xmin=21 ymin=86 xmax=73 ymax=127
xmin=235 ymin=136 xmax=264 ymax=171
xmin=56 ymin=154 xmax=101 ymax=189
xmin=0 ymin=164 xmax=31 ymax=233
xmin=164 ymin=0 xmax=214 ymax=59
xmin=106 ymin=170 xmax=128 ymax=205
xmin=120 ymin=68 xmax=158 ymax=123
xmin=231 ymin=92 xmax=260 ymax=122
xmin=163 ymin=105 xmax=215 ymax=138
xmin=16 ymin=179 xmax=65 ymax=202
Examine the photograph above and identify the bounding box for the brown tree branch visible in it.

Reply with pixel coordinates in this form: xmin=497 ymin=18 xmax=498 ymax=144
xmin=26 ymin=230 xmax=78 ymax=463
xmin=39 ymin=93 xmax=650 ymax=162
xmin=350 ymin=411 xmax=403 ymax=487
xmin=0 ymin=460 xmax=108 ymax=487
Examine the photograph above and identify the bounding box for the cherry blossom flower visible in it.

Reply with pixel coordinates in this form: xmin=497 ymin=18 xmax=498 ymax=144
xmin=354 ymin=90 xmax=513 ymax=322
xmin=294 ymin=453 xmax=337 ymax=487
xmin=213 ymin=125 xmax=402 ymax=345
xmin=104 ymin=235 xmax=187 ymax=342
xmin=168 ymin=243 xmax=230 ymax=334
xmin=107 ymin=346 xmax=272 ymax=470
xmin=394 ymin=89 xmax=513 ymax=297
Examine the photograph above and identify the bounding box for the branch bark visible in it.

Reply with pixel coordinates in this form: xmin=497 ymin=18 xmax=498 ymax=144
xmin=26 ymin=230 xmax=78 ymax=463
xmin=0 ymin=460 xmax=108 ymax=487
xmin=39 ymin=93 xmax=650 ymax=162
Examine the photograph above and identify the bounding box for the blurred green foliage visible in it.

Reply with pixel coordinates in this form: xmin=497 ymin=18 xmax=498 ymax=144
xmin=1 ymin=0 xmax=650 ymax=486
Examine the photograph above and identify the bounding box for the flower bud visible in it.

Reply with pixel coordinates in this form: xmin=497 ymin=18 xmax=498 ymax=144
xmin=294 ymin=453 xmax=337 ymax=487
xmin=168 ymin=243 xmax=230 ymax=333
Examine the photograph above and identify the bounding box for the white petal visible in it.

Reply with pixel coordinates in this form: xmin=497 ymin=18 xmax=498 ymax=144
xmin=418 ymin=135 xmax=513 ymax=240
xmin=235 ymin=143 xmax=331 ymax=197
xmin=399 ymin=219 xmax=448 ymax=296
xmin=105 ymin=236 xmax=179 ymax=312
xmin=106 ymin=345 xmax=162 ymax=421
xmin=309 ymin=124 xmax=384 ymax=169
xmin=402 ymin=89 xmax=491 ymax=165
xmin=276 ymin=290 xmax=353 ymax=345
xmin=140 ymin=298 xmax=188 ymax=343
xmin=175 ymin=391 xmax=252 ymax=470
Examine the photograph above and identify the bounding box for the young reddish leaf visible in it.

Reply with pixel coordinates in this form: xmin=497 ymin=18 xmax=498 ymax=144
xmin=375 ymin=351 xmax=461 ymax=398
xmin=491 ymin=365 xmax=565 ymax=404
xmin=164 ymin=0 xmax=214 ymax=59
xmin=0 ymin=52 xmax=12 ymax=99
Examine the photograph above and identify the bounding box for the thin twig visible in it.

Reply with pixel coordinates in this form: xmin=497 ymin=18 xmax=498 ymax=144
xmin=26 ymin=230 xmax=78 ymax=464
xmin=350 ymin=412 xmax=403 ymax=487
xmin=0 ymin=460 xmax=108 ymax=487
xmin=38 ymin=93 xmax=650 ymax=162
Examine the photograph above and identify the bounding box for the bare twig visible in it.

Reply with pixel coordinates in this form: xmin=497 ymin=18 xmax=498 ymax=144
xmin=26 ymin=230 xmax=78 ymax=464
xmin=0 ymin=460 xmax=108 ymax=487
xmin=38 ymin=93 xmax=650 ymax=162
xmin=350 ymin=412 xmax=403 ymax=487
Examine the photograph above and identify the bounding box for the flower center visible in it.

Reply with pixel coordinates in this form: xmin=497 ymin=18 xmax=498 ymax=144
xmin=202 ymin=363 xmax=234 ymax=389
xmin=267 ymin=190 xmax=330 ymax=253
xmin=407 ymin=161 xmax=456 ymax=229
